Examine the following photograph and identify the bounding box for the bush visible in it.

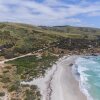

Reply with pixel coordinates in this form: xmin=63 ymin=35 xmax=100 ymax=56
xmin=1 ymin=76 xmax=11 ymax=83
xmin=24 ymin=90 xmax=35 ymax=100
xmin=30 ymin=85 xmax=37 ymax=90
xmin=3 ymin=70 xmax=9 ymax=73
xmin=0 ymin=92 xmax=5 ymax=96
xmin=8 ymin=81 xmax=20 ymax=92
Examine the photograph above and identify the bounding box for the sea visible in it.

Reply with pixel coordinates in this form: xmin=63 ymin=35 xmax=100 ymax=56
xmin=72 ymin=56 xmax=100 ymax=100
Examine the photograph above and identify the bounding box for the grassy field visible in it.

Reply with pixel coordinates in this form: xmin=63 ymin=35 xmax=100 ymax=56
xmin=6 ymin=54 xmax=58 ymax=80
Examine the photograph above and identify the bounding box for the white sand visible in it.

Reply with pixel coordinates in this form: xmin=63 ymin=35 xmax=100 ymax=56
xmin=59 ymin=56 xmax=87 ymax=100
xmin=21 ymin=60 xmax=58 ymax=100
xmin=21 ymin=56 xmax=87 ymax=100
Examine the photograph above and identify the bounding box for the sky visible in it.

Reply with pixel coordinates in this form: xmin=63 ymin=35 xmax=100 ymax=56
xmin=0 ymin=0 xmax=100 ymax=28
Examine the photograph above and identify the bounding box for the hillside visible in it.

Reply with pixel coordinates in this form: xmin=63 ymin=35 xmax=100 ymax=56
xmin=0 ymin=22 xmax=63 ymax=58
xmin=0 ymin=22 xmax=100 ymax=100
xmin=40 ymin=25 xmax=100 ymax=39
xmin=41 ymin=25 xmax=100 ymax=34
xmin=0 ymin=22 xmax=100 ymax=59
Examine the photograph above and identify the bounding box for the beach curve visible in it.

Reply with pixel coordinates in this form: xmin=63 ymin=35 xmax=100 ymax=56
xmin=21 ymin=56 xmax=87 ymax=100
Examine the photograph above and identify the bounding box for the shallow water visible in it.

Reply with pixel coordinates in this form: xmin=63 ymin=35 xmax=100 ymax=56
xmin=73 ymin=56 xmax=100 ymax=100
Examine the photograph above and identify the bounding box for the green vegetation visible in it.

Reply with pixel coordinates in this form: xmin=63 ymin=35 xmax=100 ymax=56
xmin=0 ymin=22 xmax=100 ymax=58
xmin=0 ymin=23 xmax=60 ymax=58
xmin=0 ymin=92 xmax=5 ymax=96
xmin=6 ymin=55 xmax=57 ymax=79
xmin=24 ymin=89 xmax=41 ymax=100
xmin=8 ymin=81 xmax=20 ymax=92
xmin=0 ymin=54 xmax=56 ymax=100
xmin=41 ymin=25 xmax=100 ymax=40
xmin=41 ymin=26 xmax=100 ymax=35
xmin=1 ymin=22 xmax=100 ymax=100
xmin=0 ymin=53 xmax=57 ymax=100
xmin=1 ymin=76 xmax=11 ymax=83
xmin=24 ymin=90 xmax=35 ymax=100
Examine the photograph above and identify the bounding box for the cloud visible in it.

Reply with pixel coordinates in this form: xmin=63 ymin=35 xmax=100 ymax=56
xmin=88 ymin=11 xmax=100 ymax=16
xmin=0 ymin=0 xmax=100 ymax=26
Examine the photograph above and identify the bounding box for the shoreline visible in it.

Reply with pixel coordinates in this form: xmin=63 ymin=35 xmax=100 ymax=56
xmin=60 ymin=56 xmax=87 ymax=100
xmin=21 ymin=55 xmax=87 ymax=100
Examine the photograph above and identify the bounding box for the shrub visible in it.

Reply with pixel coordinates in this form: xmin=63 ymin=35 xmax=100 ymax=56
xmin=0 ymin=92 xmax=5 ymax=96
xmin=1 ymin=76 xmax=11 ymax=83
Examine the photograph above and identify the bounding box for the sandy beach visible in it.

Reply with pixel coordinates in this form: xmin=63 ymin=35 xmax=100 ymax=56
xmin=21 ymin=56 xmax=87 ymax=100
xmin=59 ymin=56 xmax=87 ymax=100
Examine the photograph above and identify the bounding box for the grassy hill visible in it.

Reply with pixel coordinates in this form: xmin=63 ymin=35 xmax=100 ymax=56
xmin=0 ymin=22 xmax=100 ymax=100
xmin=0 ymin=22 xmax=62 ymax=58
xmin=41 ymin=25 xmax=100 ymax=33
xmin=0 ymin=22 xmax=100 ymax=58
xmin=40 ymin=25 xmax=100 ymax=39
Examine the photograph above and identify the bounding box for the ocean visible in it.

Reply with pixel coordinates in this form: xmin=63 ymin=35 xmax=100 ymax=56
xmin=72 ymin=56 xmax=100 ymax=100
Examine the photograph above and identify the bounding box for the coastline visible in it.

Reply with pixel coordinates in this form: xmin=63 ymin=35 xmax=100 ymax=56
xmin=60 ymin=56 xmax=87 ymax=100
xmin=21 ymin=55 xmax=87 ymax=100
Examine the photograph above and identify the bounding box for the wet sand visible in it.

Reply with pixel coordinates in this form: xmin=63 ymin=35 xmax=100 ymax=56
xmin=50 ymin=56 xmax=87 ymax=100
xmin=60 ymin=56 xmax=87 ymax=100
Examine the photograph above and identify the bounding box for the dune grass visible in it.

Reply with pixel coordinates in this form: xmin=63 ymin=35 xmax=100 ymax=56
xmin=6 ymin=55 xmax=58 ymax=79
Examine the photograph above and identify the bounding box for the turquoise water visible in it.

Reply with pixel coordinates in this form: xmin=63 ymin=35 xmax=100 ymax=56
xmin=73 ymin=56 xmax=100 ymax=100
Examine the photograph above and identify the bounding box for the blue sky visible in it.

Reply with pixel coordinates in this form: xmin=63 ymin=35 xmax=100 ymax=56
xmin=0 ymin=0 xmax=100 ymax=28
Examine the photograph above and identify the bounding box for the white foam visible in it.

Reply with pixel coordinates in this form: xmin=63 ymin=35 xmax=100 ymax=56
xmin=74 ymin=57 xmax=94 ymax=100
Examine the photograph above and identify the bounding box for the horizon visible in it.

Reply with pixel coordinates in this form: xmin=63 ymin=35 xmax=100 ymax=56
xmin=1 ymin=21 xmax=100 ymax=29
xmin=0 ymin=0 xmax=100 ymax=28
